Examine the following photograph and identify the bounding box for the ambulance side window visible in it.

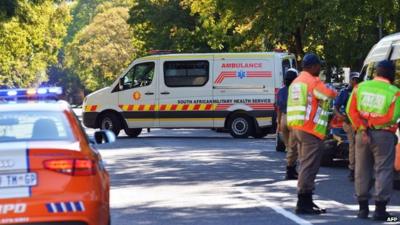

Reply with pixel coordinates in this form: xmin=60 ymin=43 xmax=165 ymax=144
xmin=164 ymin=61 xmax=209 ymax=87
xmin=120 ymin=62 xmax=155 ymax=90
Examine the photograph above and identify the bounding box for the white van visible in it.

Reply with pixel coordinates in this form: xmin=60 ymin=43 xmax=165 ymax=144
xmin=361 ymin=32 xmax=400 ymax=86
xmin=82 ymin=52 xmax=297 ymax=138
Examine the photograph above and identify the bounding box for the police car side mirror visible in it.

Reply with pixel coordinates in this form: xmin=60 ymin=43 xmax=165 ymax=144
xmin=93 ymin=130 xmax=116 ymax=144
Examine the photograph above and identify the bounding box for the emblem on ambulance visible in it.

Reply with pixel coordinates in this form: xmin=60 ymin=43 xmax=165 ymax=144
xmin=237 ymin=70 xmax=247 ymax=79
xmin=133 ymin=91 xmax=141 ymax=101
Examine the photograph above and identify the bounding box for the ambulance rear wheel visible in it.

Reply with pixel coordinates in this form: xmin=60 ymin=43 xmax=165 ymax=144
xmin=228 ymin=114 xmax=254 ymax=138
xmin=99 ymin=113 xmax=121 ymax=137
xmin=125 ymin=128 xmax=142 ymax=138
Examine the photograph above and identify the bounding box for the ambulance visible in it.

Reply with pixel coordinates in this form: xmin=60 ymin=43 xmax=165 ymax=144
xmin=82 ymin=52 xmax=297 ymax=138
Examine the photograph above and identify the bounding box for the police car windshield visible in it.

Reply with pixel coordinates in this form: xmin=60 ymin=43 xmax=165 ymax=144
xmin=0 ymin=111 xmax=75 ymax=143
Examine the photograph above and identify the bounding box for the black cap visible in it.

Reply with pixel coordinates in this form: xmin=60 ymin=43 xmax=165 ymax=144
xmin=376 ymin=60 xmax=395 ymax=82
xmin=302 ymin=53 xmax=322 ymax=68
xmin=285 ymin=68 xmax=298 ymax=81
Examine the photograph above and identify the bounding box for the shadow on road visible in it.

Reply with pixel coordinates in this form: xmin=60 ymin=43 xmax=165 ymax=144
xmin=100 ymin=133 xmax=400 ymax=225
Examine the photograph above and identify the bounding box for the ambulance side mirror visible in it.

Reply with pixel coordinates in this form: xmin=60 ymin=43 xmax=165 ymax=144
xmin=118 ymin=77 xmax=124 ymax=91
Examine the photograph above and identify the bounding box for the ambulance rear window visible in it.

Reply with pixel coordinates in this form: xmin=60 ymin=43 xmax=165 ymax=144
xmin=164 ymin=61 xmax=209 ymax=87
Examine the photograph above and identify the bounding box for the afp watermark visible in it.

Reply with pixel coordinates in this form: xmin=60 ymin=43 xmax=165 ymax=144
xmin=387 ymin=216 xmax=399 ymax=223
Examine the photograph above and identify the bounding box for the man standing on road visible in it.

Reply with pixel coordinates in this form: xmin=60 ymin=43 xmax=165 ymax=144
xmin=276 ymin=68 xmax=299 ymax=180
xmin=346 ymin=60 xmax=400 ymax=221
xmin=333 ymin=72 xmax=361 ymax=182
xmin=287 ymin=53 xmax=337 ymax=214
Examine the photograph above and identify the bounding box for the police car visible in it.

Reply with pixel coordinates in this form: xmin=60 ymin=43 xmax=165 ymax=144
xmin=0 ymin=87 xmax=114 ymax=225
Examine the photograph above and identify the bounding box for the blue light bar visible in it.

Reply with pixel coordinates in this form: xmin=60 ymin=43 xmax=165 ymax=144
xmin=7 ymin=90 xmax=17 ymax=96
xmin=48 ymin=87 xmax=62 ymax=95
xmin=37 ymin=88 xmax=47 ymax=94
xmin=0 ymin=87 xmax=63 ymax=100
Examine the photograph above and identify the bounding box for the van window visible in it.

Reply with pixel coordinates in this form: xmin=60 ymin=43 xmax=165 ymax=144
xmin=365 ymin=62 xmax=378 ymax=81
xmin=164 ymin=61 xmax=209 ymax=87
xmin=120 ymin=62 xmax=155 ymax=90
xmin=282 ymin=59 xmax=291 ymax=75
xmin=367 ymin=40 xmax=392 ymax=63
xmin=389 ymin=42 xmax=400 ymax=87
xmin=291 ymin=58 xmax=297 ymax=70
xmin=392 ymin=60 xmax=400 ymax=87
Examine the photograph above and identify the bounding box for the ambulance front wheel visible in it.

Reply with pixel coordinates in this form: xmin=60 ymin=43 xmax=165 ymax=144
xmin=99 ymin=113 xmax=121 ymax=137
xmin=125 ymin=128 xmax=142 ymax=138
xmin=228 ymin=114 xmax=254 ymax=138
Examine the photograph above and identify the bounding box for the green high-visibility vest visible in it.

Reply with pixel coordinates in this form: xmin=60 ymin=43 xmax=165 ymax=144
xmin=287 ymin=82 xmax=331 ymax=138
xmin=354 ymin=79 xmax=400 ymax=129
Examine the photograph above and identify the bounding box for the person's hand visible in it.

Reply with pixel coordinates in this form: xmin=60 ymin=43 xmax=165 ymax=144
xmin=361 ymin=130 xmax=370 ymax=144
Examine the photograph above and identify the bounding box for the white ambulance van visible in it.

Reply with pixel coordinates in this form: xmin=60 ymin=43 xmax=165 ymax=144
xmin=360 ymin=32 xmax=400 ymax=189
xmin=82 ymin=52 xmax=297 ymax=138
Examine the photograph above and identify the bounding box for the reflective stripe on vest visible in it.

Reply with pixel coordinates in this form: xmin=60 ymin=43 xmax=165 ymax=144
xmin=287 ymin=83 xmax=308 ymax=127
xmin=288 ymin=81 xmax=331 ymax=138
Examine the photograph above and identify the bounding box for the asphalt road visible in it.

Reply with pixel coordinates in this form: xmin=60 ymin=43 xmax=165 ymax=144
xmin=92 ymin=128 xmax=400 ymax=225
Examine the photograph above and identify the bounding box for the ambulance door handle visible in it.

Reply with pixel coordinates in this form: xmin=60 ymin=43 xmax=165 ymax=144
xmin=160 ymin=91 xmax=170 ymax=95
xmin=145 ymin=92 xmax=154 ymax=95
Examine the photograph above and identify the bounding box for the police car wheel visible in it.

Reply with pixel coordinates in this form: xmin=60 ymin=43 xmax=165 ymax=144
xmin=100 ymin=113 xmax=121 ymax=137
xmin=229 ymin=115 xmax=253 ymax=138
xmin=125 ymin=128 xmax=142 ymax=138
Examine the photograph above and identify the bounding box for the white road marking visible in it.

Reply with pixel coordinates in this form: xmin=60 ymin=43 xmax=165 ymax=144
xmin=237 ymin=187 xmax=313 ymax=225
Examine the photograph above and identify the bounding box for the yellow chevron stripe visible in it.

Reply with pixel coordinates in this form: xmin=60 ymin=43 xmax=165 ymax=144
xmin=176 ymin=104 xmax=183 ymax=111
xmin=164 ymin=104 xmax=172 ymax=111
xmin=143 ymin=105 xmax=151 ymax=111
xmin=131 ymin=105 xmax=139 ymax=111
xmin=187 ymin=104 xmax=194 ymax=111
xmin=199 ymin=104 xmax=206 ymax=111
xmin=119 ymin=103 xmax=224 ymax=111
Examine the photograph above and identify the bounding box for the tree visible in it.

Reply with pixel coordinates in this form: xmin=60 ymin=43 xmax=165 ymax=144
xmin=0 ymin=0 xmax=71 ymax=87
xmin=65 ymin=5 xmax=137 ymax=92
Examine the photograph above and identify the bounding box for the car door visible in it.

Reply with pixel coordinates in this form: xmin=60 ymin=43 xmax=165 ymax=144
xmin=158 ymin=57 xmax=214 ymax=128
xmin=117 ymin=61 xmax=158 ymax=128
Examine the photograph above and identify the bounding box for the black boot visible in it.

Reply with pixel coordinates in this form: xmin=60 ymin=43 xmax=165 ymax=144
xmin=348 ymin=169 xmax=354 ymax=182
xmin=357 ymin=200 xmax=369 ymax=219
xmin=373 ymin=201 xmax=398 ymax=221
xmin=295 ymin=193 xmax=326 ymax=214
xmin=285 ymin=166 xmax=298 ymax=180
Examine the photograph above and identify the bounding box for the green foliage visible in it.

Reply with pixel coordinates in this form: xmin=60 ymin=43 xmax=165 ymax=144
xmin=65 ymin=0 xmax=106 ymax=43
xmin=128 ymin=0 xmax=400 ymax=78
xmin=65 ymin=5 xmax=137 ymax=91
xmin=0 ymin=0 xmax=71 ymax=87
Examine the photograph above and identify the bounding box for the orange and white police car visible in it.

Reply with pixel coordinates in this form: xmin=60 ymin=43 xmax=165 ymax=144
xmin=0 ymin=87 xmax=114 ymax=225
